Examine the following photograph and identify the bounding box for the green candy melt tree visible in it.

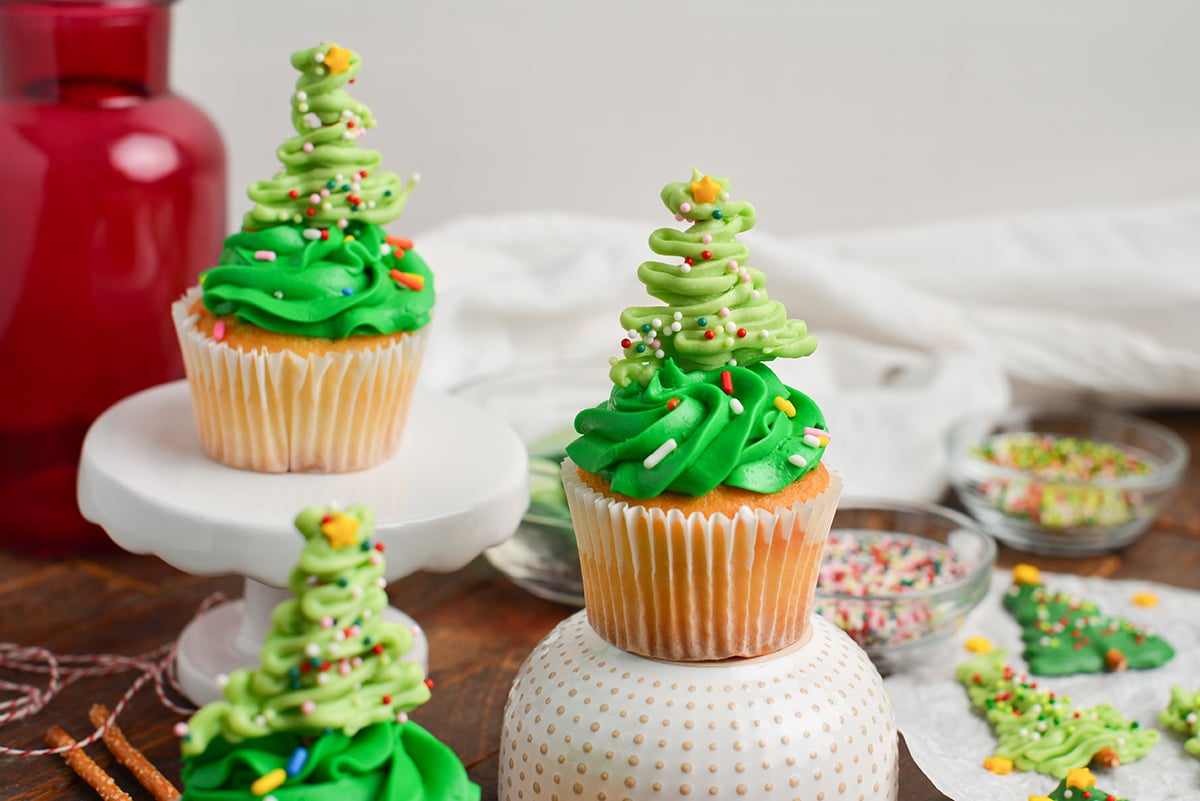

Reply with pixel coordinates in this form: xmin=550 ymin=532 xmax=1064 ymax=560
xmin=178 ymin=504 xmax=478 ymax=801
xmin=1159 ymin=686 xmax=1200 ymax=759
xmin=609 ymin=168 xmax=816 ymax=388
xmin=956 ymin=649 xmax=1158 ymax=779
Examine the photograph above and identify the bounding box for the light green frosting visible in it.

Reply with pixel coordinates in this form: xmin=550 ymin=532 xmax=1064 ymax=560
xmin=956 ymin=650 xmax=1158 ymax=778
xmin=1159 ymin=685 xmax=1200 ymax=758
xmin=567 ymin=359 xmax=827 ymax=498
xmin=243 ymin=44 xmax=415 ymax=229
xmin=201 ymin=222 xmax=434 ymax=338
xmin=181 ymin=505 xmax=429 ymax=757
xmin=610 ymin=168 xmax=816 ymax=388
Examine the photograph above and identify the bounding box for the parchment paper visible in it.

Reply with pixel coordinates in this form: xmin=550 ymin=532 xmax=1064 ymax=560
xmin=884 ymin=570 xmax=1200 ymax=801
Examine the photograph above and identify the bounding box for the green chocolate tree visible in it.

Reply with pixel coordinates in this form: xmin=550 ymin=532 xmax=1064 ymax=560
xmin=242 ymin=43 xmax=416 ymax=232
xmin=179 ymin=505 xmax=478 ymax=801
xmin=956 ymin=649 xmax=1158 ymax=779
xmin=1159 ymin=686 xmax=1200 ymax=759
xmin=609 ymin=168 xmax=817 ymax=387
xmin=1003 ymin=564 xmax=1174 ymax=676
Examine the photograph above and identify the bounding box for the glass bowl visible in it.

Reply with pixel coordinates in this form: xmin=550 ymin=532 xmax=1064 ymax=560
xmin=452 ymin=362 xmax=611 ymax=606
xmin=946 ymin=406 xmax=1188 ymax=557
xmin=814 ymin=499 xmax=996 ymax=675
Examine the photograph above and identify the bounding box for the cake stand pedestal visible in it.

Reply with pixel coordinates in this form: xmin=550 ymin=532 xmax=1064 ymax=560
xmin=78 ymin=380 xmax=527 ymax=706
xmin=500 ymin=611 xmax=898 ymax=801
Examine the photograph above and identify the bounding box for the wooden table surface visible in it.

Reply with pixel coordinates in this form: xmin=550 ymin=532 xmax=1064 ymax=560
xmin=1 ymin=410 xmax=1197 ymax=801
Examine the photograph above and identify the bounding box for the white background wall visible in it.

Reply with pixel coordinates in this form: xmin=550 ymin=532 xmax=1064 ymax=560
xmin=173 ymin=0 xmax=1200 ymax=237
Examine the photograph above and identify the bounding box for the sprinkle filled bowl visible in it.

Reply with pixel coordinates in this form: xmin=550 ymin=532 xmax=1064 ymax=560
xmin=814 ymin=499 xmax=996 ymax=674
xmin=947 ymin=406 xmax=1188 ymax=556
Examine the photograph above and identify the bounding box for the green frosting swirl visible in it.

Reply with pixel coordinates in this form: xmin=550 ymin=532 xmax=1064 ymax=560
xmin=610 ymin=168 xmax=816 ymax=388
xmin=243 ymin=44 xmax=415 ymax=229
xmin=566 ymin=359 xmax=827 ymax=498
xmin=1159 ymin=685 xmax=1200 ymax=758
xmin=956 ymin=650 xmax=1159 ymax=778
xmin=201 ymin=222 xmax=434 ymax=338
xmin=181 ymin=721 xmax=479 ymax=801
xmin=182 ymin=505 xmax=430 ymax=758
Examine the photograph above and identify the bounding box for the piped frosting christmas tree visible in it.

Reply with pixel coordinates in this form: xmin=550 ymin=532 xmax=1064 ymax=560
xmin=956 ymin=649 xmax=1158 ymax=779
xmin=1003 ymin=564 xmax=1174 ymax=676
xmin=1159 ymin=686 xmax=1200 ymax=760
xmin=177 ymin=504 xmax=479 ymax=801
xmin=1031 ymin=768 xmax=1131 ymax=801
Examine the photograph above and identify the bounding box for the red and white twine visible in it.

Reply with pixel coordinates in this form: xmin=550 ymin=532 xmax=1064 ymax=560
xmin=0 ymin=592 xmax=227 ymax=757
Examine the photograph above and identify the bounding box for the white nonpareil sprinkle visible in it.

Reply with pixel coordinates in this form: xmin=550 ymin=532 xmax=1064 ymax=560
xmin=725 ymin=321 xmax=736 ymax=333
xmin=730 ymin=398 xmax=744 ymax=415
xmin=273 ymin=291 xmax=284 ymax=299
xmin=803 ymin=434 xmax=822 ymax=448
xmin=787 ymin=454 xmax=808 ymax=467
xmin=671 ymin=322 xmax=682 ymax=332
xmin=303 ymin=228 xmax=322 ymax=240
xmin=643 ymin=438 xmax=678 ymax=470
xmin=655 ymin=349 xmax=665 ymax=358
xmin=759 ymin=330 xmax=769 ymax=339
xmin=680 ymin=264 xmax=692 ymax=274
xmin=751 ymin=290 xmax=761 ymax=299
xmin=304 ymin=643 xmax=320 ymax=657
xmin=652 ymin=318 xmax=662 ymax=328
xmin=673 ymin=312 xmax=683 ymax=320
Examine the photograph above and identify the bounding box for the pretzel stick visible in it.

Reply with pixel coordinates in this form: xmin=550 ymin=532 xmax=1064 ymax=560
xmin=44 ymin=726 xmax=132 ymax=801
xmin=89 ymin=704 xmax=182 ymax=801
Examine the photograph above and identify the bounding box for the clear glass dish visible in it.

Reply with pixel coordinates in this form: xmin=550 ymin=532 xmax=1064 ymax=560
xmin=452 ymin=362 xmax=613 ymax=606
xmin=946 ymin=406 xmax=1188 ymax=556
xmin=814 ymin=499 xmax=996 ymax=675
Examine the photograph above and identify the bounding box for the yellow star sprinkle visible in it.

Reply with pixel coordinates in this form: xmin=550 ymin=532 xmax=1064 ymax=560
xmin=1132 ymin=591 xmax=1158 ymax=608
xmin=323 ymin=45 xmax=352 ymax=75
xmin=689 ymin=175 xmax=722 ymax=204
xmin=320 ymin=512 xmax=360 ymax=549
xmin=1065 ymin=767 xmax=1096 ymax=790
xmin=964 ymin=636 xmax=994 ymax=654
xmin=1029 ymin=796 xmax=1054 ymax=801
xmin=1012 ymin=563 xmax=1041 ymax=586
xmin=983 ymin=756 xmax=1013 ymax=775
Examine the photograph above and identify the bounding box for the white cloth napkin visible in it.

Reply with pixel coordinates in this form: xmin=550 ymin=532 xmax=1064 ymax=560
xmin=416 ymin=197 xmax=1200 ymax=500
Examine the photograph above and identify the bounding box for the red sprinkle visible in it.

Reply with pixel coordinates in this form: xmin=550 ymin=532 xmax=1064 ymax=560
xmin=306 ymin=208 xmax=316 ymax=216
xmin=347 ymin=121 xmax=355 ymax=128
xmin=424 ymin=678 xmax=435 ymax=690
xmin=704 ymin=330 xmax=716 ymax=340
xmin=374 ymin=542 xmax=386 ymax=552
xmin=666 ymin=397 xmax=680 ymax=411
xmin=720 ymin=370 xmax=733 ymax=395
xmin=288 ymin=189 xmax=300 ymax=198
xmin=701 ymin=250 xmax=712 ymax=260
xmin=320 ymin=230 xmax=330 ymax=241
xmin=736 ymin=328 xmax=747 ymax=338
xmin=382 ymin=695 xmax=392 ymax=705
xmin=684 ymin=258 xmax=694 ymax=266
xmin=620 ymin=338 xmax=632 ymax=349
xmin=359 ymin=170 xmax=368 ymax=178
xmin=372 ymin=644 xmax=385 ymax=655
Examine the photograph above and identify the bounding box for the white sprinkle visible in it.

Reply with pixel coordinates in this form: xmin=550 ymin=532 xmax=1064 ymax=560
xmin=338 ymin=219 xmax=349 ymax=229
xmin=314 ymin=66 xmax=325 ymax=75
xmin=627 ymin=329 xmax=639 ymax=339
xmin=351 ymin=586 xmax=363 ymax=598
xmin=411 ymin=172 xmax=421 ymax=183
xmin=730 ymin=398 xmax=744 ymax=415
xmin=725 ymin=321 xmax=736 ymax=333
xmin=759 ymin=330 xmax=769 ymax=339
xmin=277 ymin=212 xmax=289 ymax=222
xmin=720 ymin=191 xmax=730 ymax=200
xmin=645 ymin=329 xmax=657 ymax=340
xmin=273 ymin=291 xmax=283 ymax=299
xmin=361 ymin=609 xmax=372 ymax=619
xmin=303 ymin=142 xmax=314 ymax=153
xmin=292 ymin=214 xmax=302 ymax=224
xmin=719 ymin=307 xmax=731 ymax=317
xmin=343 ymin=131 xmax=354 ymax=140
xmin=671 ymin=322 xmax=682 ymax=332
xmin=304 ymin=643 xmax=320 ymax=658
xmin=643 ymin=438 xmax=678 ymax=470
xmin=788 ymin=454 xmax=808 ymax=467
xmin=317 ymin=673 xmax=329 ymax=685
xmin=303 ymin=228 xmax=322 ymax=240
xmin=255 ymin=715 xmax=266 ymax=726
xmin=728 ymin=357 xmax=737 ymax=365
xmin=334 ymin=630 xmax=346 ymax=641
xmin=396 ymin=711 xmax=409 ymax=723
xmin=215 ymin=674 xmax=229 ymax=687
xmin=655 ymin=349 xmax=665 ymax=358
xmin=254 ymin=250 xmax=276 ymax=262
xmin=296 ymin=91 xmax=308 ymax=100
xmin=750 ymin=290 xmax=761 ymax=300
xmin=368 ymin=201 xmax=376 ymax=208
xmin=314 ymin=52 xmax=325 ymax=63
xmin=673 ymin=311 xmax=683 ymax=320
xmin=297 ymin=102 xmax=309 ymax=113
xmin=375 ymin=576 xmax=387 ymax=588
xmin=803 ymin=434 xmax=822 ymax=448
xmin=652 ymin=318 xmax=662 ymax=328
xmin=680 ymin=264 xmax=692 ymax=274
xmin=701 ymin=234 xmax=712 ymax=244
xmin=335 ymin=173 xmax=345 ymax=181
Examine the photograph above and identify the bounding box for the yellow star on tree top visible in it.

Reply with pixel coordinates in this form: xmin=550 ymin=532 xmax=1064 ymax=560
xmin=320 ymin=512 xmax=360 ymax=549
xmin=323 ymin=45 xmax=352 ymax=75
xmin=1065 ymin=767 xmax=1096 ymax=790
xmin=689 ymin=175 xmax=722 ymax=205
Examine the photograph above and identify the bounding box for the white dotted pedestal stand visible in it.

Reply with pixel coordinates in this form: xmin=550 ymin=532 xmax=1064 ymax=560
xmin=500 ymin=611 xmax=898 ymax=801
xmin=78 ymin=380 xmax=528 ymax=706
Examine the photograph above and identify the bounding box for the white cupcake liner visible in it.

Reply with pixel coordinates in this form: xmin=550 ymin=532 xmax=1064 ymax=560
xmin=562 ymin=458 xmax=843 ymax=661
xmin=172 ymin=288 xmax=427 ymax=473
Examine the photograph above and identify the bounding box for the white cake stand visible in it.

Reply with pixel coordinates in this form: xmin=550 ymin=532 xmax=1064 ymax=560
xmin=78 ymin=380 xmax=528 ymax=705
xmin=501 ymin=611 xmax=898 ymax=801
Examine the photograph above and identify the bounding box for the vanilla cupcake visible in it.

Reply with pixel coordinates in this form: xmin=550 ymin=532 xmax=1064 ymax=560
xmin=173 ymin=43 xmax=429 ymax=473
xmin=563 ymin=170 xmax=840 ymax=661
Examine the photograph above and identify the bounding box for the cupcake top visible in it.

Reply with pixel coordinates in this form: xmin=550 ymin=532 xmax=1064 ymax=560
xmin=199 ymin=43 xmax=433 ymax=339
xmin=566 ymin=170 xmax=828 ymax=498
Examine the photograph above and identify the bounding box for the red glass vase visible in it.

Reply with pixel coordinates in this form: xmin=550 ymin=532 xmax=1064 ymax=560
xmin=0 ymin=0 xmax=226 ymax=556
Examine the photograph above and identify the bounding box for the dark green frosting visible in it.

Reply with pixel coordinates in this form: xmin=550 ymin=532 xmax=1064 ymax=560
xmin=566 ymin=359 xmax=827 ymax=498
xmin=180 ymin=720 xmax=479 ymax=801
xmin=201 ymin=222 xmax=433 ymax=338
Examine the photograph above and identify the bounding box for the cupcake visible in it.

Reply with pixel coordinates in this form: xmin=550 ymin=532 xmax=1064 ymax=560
xmin=172 ymin=43 xmax=431 ymax=473
xmin=563 ymin=169 xmax=841 ymax=661
xmin=178 ymin=503 xmax=479 ymax=801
